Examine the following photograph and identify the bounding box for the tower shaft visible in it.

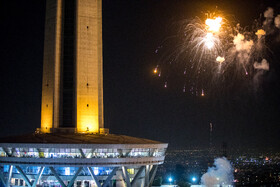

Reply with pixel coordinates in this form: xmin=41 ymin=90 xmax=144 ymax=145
xmin=41 ymin=0 xmax=103 ymax=133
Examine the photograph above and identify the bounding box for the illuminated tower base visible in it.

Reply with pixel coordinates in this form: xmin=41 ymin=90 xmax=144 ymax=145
xmin=0 ymin=134 xmax=167 ymax=187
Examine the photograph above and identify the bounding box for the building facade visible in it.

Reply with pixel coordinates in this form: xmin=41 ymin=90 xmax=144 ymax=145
xmin=0 ymin=134 xmax=167 ymax=187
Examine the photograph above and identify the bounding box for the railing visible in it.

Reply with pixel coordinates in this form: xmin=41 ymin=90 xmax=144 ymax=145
xmin=0 ymin=147 xmax=166 ymax=159
xmin=0 ymin=156 xmax=166 ymax=167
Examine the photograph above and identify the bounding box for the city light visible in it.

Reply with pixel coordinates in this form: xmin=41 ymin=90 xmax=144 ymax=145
xmin=65 ymin=167 xmax=70 ymax=175
xmin=192 ymin=177 xmax=197 ymax=182
xmin=168 ymin=177 xmax=173 ymax=182
xmin=93 ymin=167 xmax=99 ymax=176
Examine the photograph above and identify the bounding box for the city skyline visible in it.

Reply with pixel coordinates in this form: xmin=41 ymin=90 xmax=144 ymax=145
xmin=0 ymin=0 xmax=280 ymax=150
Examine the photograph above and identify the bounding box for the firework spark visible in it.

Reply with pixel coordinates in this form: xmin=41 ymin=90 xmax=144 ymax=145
xmin=216 ymin=56 xmax=225 ymax=63
xmin=255 ymin=29 xmax=266 ymax=39
xmin=204 ymin=33 xmax=215 ymax=49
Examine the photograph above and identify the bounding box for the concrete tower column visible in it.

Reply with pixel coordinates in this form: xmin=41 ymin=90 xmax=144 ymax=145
xmin=75 ymin=0 xmax=103 ymax=133
xmin=41 ymin=0 xmax=63 ymax=133
xmin=40 ymin=0 xmax=104 ymax=133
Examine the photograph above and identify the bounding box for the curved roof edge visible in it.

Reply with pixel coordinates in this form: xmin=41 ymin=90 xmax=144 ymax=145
xmin=0 ymin=133 xmax=167 ymax=145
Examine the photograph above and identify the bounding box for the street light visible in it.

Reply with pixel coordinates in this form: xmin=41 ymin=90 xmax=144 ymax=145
xmin=168 ymin=177 xmax=173 ymax=185
xmin=192 ymin=177 xmax=197 ymax=182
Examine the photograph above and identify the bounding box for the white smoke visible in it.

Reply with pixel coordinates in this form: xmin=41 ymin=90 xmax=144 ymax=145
xmin=263 ymin=7 xmax=274 ymax=26
xmin=254 ymin=59 xmax=269 ymax=71
xmin=253 ymin=59 xmax=269 ymax=92
xmin=233 ymin=34 xmax=253 ymax=53
xmin=201 ymin=157 xmax=234 ymax=187
xmin=275 ymin=15 xmax=280 ymax=29
xmin=233 ymin=33 xmax=253 ymax=65
xmin=263 ymin=7 xmax=279 ymax=37
xmin=264 ymin=7 xmax=274 ymax=19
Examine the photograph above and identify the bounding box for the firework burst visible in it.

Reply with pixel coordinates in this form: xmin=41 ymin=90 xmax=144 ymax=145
xmin=153 ymin=8 xmax=278 ymax=96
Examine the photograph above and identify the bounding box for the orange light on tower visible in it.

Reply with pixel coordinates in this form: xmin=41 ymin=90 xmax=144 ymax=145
xmin=76 ymin=0 xmax=103 ymax=133
xmin=76 ymin=96 xmax=100 ymax=133
xmin=41 ymin=106 xmax=52 ymax=133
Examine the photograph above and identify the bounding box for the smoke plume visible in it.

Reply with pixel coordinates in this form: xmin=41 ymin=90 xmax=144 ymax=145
xmin=275 ymin=15 xmax=280 ymax=29
xmin=201 ymin=157 xmax=234 ymax=187
xmin=254 ymin=59 xmax=269 ymax=71
xmin=264 ymin=7 xmax=274 ymax=19
xmin=233 ymin=34 xmax=253 ymax=53
xmin=233 ymin=33 xmax=253 ymax=66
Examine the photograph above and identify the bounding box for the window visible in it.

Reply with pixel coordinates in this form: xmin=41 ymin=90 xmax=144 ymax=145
xmin=127 ymin=168 xmax=134 ymax=175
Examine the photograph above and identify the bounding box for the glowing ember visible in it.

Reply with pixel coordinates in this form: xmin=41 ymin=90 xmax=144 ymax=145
xmin=154 ymin=67 xmax=158 ymax=73
xmin=255 ymin=29 xmax=266 ymax=39
xmin=216 ymin=56 xmax=225 ymax=63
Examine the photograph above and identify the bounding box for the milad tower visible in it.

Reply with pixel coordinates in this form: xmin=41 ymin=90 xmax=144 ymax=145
xmin=0 ymin=0 xmax=168 ymax=186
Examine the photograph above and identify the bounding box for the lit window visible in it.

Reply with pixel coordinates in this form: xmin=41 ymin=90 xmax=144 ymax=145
xmin=65 ymin=167 xmax=70 ymax=175
xmin=93 ymin=167 xmax=99 ymax=175
xmin=127 ymin=168 xmax=134 ymax=175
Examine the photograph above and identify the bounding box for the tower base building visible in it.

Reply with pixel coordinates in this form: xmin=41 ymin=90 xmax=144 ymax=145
xmin=0 ymin=133 xmax=167 ymax=187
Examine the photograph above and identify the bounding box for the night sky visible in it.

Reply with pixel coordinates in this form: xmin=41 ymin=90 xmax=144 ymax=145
xmin=0 ymin=0 xmax=280 ymax=150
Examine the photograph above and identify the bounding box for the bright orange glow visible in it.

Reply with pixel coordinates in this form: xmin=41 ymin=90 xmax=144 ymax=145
xmin=76 ymin=96 xmax=100 ymax=133
xmin=201 ymin=89 xmax=205 ymax=96
xmin=41 ymin=104 xmax=53 ymax=133
xmin=205 ymin=17 xmax=222 ymax=33
xmin=265 ymin=157 xmax=269 ymax=161
xmin=154 ymin=68 xmax=158 ymax=74
xmin=255 ymin=29 xmax=266 ymax=39
xmin=78 ymin=116 xmax=99 ymax=133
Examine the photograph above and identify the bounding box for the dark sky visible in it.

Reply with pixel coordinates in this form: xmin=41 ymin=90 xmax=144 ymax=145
xmin=0 ymin=0 xmax=280 ymax=150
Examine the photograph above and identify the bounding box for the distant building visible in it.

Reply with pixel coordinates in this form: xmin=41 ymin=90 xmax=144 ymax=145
xmin=0 ymin=0 xmax=167 ymax=186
